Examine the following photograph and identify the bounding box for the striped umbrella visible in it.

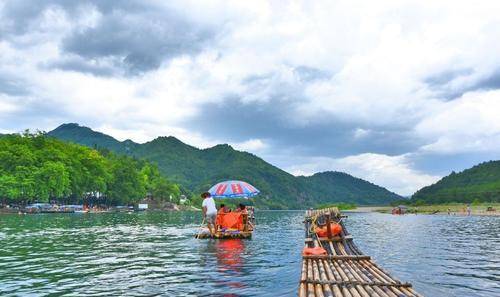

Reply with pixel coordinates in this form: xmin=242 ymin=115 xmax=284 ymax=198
xmin=208 ymin=180 xmax=260 ymax=198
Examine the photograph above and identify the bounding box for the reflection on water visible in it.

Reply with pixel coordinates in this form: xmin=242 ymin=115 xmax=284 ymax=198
xmin=216 ymin=240 xmax=246 ymax=290
xmin=0 ymin=211 xmax=498 ymax=296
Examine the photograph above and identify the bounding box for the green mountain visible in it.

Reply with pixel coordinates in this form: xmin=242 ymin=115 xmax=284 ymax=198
xmin=48 ymin=123 xmax=402 ymax=208
xmin=412 ymin=160 xmax=500 ymax=204
xmin=298 ymin=171 xmax=402 ymax=206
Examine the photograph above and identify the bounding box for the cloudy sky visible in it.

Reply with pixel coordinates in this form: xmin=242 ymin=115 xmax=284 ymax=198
xmin=1 ymin=0 xmax=500 ymax=195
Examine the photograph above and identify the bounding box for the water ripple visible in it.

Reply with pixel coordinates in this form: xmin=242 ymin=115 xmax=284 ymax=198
xmin=1 ymin=211 xmax=499 ymax=296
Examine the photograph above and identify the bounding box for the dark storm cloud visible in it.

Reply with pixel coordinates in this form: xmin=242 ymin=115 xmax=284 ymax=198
xmin=425 ymin=67 xmax=500 ymax=99
xmin=0 ymin=74 xmax=29 ymax=96
xmin=424 ymin=67 xmax=473 ymax=100
xmin=425 ymin=68 xmax=473 ymax=87
xmin=61 ymin=9 xmax=214 ymax=74
xmin=472 ymin=68 xmax=500 ymax=90
xmin=188 ymin=67 xmax=421 ymax=158
xmin=1 ymin=0 xmax=216 ymax=74
xmin=410 ymin=151 xmax=500 ymax=176
xmin=186 ymin=97 xmax=423 ymax=158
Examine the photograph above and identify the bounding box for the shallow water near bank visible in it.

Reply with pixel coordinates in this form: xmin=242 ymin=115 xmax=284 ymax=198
xmin=0 ymin=211 xmax=498 ymax=296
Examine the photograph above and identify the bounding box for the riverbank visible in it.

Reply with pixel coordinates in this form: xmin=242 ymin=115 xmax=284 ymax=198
xmin=345 ymin=206 xmax=392 ymax=213
xmin=0 ymin=202 xmax=198 ymax=214
xmin=348 ymin=203 xmax=500 ymax=216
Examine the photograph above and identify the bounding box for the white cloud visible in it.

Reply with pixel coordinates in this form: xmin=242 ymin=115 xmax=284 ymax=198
xmin=353 ymin=128 xmax=370 ymax=139
xmin=0 ymin=96 xmax=18 ymax=113
xmin=416 ymin=90 xmax=500 ymax=154
xmin=233 ymin=138 xmax=268 ymax=152
xmin=1 ymin=0 xmax=500 ymax=194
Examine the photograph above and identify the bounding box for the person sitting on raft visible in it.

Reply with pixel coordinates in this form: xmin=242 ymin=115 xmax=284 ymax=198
xmin=216 ymin=204 xmax=229 ymax=231
xmin=235 ymin=203 xmax=248 ymax=214
xmin=218 ymin=204 xmax=229 ymax=214
xmin=201 ymin=192 xmax=217 ymax=235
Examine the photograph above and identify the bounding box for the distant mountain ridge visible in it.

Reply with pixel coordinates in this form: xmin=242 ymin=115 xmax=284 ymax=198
xmin=412 ymin=160 xmax=500 ymax=203
xmin=48 ymin=123 xmax=403 ymax=209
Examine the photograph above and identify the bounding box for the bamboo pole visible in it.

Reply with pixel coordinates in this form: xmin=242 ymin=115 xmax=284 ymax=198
xmin=195 ymin=217 xmax=206 ymax=239
xmin=329 ymin=242 xmax=338 ymax=256
xmin=307 ymin=259 xmax=315 ymax=297
xmin=331 ymin=259 xmax=361 ymax=297
xmin=312 ymin=260 xmax=326 ymax=297
xmin=339 ymin=259 xmax=370 ymax=297
xmin=357 ymin=261 xmax=396 ymax=297
xmin=300 ymin=259 xmax=308 ymax=297
xmin=320 ymin=259 xmax=342 ymax=297
xmin=317 ymin=259 xmax=334 ymax=297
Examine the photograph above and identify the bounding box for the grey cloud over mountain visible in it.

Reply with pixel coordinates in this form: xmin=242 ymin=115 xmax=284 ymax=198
xmin=187 ymin=97 xmax=423 ymax=158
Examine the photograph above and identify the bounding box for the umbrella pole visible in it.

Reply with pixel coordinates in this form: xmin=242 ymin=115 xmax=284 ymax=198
xmin=196 ymin=217 xmax=206 ymax=239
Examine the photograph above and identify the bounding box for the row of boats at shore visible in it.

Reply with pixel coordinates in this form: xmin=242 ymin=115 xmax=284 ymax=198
xmin=4 ymin=203 xmax=141 ymax=214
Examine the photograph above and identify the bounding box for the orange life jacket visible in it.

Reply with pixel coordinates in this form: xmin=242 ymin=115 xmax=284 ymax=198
xmin=315 ymin=223 xmax=342 ymax=237
xmin=218 ymin=212 xmax=243 ymax=230
xmin=302 ymin=246 xmax=327 ymax=256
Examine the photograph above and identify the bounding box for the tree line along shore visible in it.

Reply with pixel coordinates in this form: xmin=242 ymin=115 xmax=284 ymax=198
xmin=0 ymin=132 xmax=186 ymax=209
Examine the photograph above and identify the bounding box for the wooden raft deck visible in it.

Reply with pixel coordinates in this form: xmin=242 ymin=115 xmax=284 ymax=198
xmin=300 ymin=208 xmax=422 ymax=297
xmin=196 ymin=231 xmax=252 ymax=239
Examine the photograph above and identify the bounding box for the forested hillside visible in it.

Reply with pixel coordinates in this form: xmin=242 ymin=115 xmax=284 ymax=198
xmin=412 ymin=160 xmax=500 ymax=204
xmin=0 ymin=132 xmax=181 ymax=205
xmin=48 ymin=123 xmax=402 ymax=208
xmin=298 ymin=172 xmax=402 ymax=205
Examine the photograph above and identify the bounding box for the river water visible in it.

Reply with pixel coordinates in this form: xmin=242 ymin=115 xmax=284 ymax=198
xmin=0 ymin=211 xmax=498 ymax=296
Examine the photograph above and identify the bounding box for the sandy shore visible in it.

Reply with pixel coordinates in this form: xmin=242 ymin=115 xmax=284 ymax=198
xmin=344 ymin=206 xmax=392 ymax=213
xmin=346 ymin=205 xmax=500 ymax=216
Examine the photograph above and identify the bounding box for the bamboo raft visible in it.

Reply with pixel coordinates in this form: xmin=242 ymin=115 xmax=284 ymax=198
xmin=196 ymin=230 xmax=252 ymax=239
xmin=299 ymin=207 xmax=422 ymax=297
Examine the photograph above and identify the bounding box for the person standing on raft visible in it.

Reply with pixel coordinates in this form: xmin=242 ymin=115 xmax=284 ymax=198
xmin=201 ymin=192 xmax=218 ymax=235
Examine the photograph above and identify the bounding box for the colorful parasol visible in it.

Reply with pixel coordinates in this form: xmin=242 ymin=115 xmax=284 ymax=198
xmin=208 ymin=180 xmax=260 ymax=198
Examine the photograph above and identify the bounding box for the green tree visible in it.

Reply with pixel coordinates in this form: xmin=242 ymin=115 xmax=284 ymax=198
xmin=36 ymin=161 xmax=70 ymax=202
xmin=0 ymin=133 xmax=180 ymax=205
xmin=107 ymin=156 xmax=146 ymax=204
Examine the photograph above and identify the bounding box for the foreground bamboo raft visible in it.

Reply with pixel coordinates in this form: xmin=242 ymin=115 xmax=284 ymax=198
xmin=299 ymin=208 xmax=422 ymax=297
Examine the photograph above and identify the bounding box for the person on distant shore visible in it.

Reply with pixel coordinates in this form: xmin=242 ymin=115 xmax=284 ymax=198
xmin=466 ymin=204 xmax=471 ymax=216
xmin=447 ymin=208 xmax=451 ymax=215
xmin=201 ymin=192 xmax=217 ymax=235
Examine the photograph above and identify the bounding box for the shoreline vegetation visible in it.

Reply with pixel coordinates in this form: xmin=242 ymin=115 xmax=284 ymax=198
xmin=317 ymin=202 xmax=357 ymax=211
xmin=0 ymin=132 xmax=190 ymax=210
xmin=349 ymin=203 xmax=500 ymax=216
